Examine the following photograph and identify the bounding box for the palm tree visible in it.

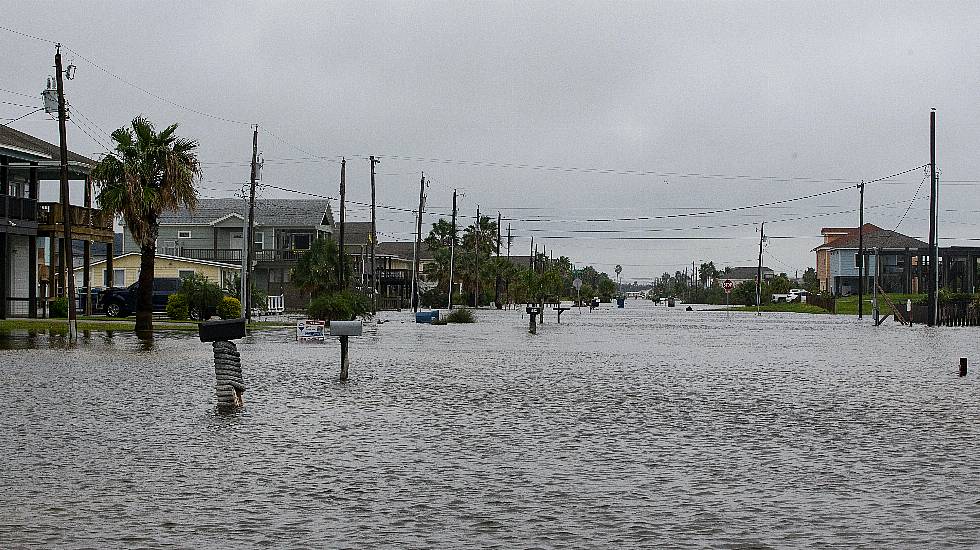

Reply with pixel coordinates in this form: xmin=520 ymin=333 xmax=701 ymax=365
xmin=291 ymin=236 xmax=351 ymax=297
xmin=92 ymin=117 xmax=201 ymax=332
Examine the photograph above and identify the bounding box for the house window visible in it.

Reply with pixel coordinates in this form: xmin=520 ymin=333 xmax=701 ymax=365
xmin=254 ymin=231 xmax=265 ymax=250
xmin=103 ymin=269 xmax=125 ymax=286
xmin=177 ymin=269 xmax=196 ymax=280
xmin=162 ymin=240 xmax=178 ymax=255
xmin=177 ymin=230 xmax=192 ymax=239
xmin=292 ymin=233 xmax=312 ymax=250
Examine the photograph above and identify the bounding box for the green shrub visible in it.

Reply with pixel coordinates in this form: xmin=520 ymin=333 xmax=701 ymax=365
xmin=216 ymin=296 xmax=242 ymax=319
xmin=166 ymin=293 xmax=189 ymax=320
xmin=431 ymin=318 xmax=448 ymax=325
xmin=308 ymin=289 xmax=371 ymax=321
xmin=50 ymin=296 xmax=69 ymax=318
xmin=179 ymin=273 xmax=223 ymax=311
xmin=446 ymin=308 xmax=475 ymax=323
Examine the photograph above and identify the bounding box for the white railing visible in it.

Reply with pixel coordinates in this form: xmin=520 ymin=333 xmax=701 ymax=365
xmin=266 ymin=295 xmax=285 ymax=314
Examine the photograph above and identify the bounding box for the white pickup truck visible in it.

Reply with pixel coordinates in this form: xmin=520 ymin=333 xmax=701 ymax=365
xmin=771 ymin=288 xmax=809 ymax=303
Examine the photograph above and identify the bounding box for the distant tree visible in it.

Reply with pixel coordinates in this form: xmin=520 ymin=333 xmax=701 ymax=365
xmin=424 ymin=218 xmax=457 ymax=251
xmin=802 ymin=267 xmax=819 ymax=293
xmin=291 ymin=237 xmax=352 ymax=297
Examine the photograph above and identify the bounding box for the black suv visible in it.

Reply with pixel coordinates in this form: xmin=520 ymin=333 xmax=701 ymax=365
xmin=101 ymin=278 xmax=182 ymax=317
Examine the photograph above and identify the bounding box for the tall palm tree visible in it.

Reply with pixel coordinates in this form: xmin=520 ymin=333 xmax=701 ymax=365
xmin=92 ymin=117 xmax=201 ymax=332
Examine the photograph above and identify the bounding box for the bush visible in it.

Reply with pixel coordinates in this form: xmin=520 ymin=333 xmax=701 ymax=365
xmin=166 ymin=293 xmax=190 ymax=320
xmin=446 ymin=308 xmax=475 ymax=323
xmin=216 ymin=296 xmax=242 ymax=319
xmin=50 ymin=296 xmax=69 ymax=318
xmin=178 ymin=273 xmax=223 ymax=317
xmin=308 ymin=289 xmax=371 ymax=321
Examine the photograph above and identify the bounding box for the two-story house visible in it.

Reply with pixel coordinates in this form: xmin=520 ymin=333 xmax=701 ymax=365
xmin=813 ymin=224 xmax=927 ymax=296
xmin=1 ymin=126 xmax=109 ymax=318
xmin=120 ymin=198 xmax=333 ymax=309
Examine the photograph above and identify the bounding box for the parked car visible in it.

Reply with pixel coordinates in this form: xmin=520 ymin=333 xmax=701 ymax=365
xmin=771 ymin=288 xmax=810 ymax=303
xmin=101 ymin=278 xmax=183 ymax=317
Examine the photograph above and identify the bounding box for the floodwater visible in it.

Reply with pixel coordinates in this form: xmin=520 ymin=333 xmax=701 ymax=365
xmin=1 ymin=301 xmax=979 ymax=548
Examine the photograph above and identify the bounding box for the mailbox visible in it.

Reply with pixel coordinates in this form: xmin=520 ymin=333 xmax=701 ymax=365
xmin=329 ymin=320 xmax=363 ymax=337
xmin=526 ymin=306 xmax=541 ymax=315
xmin=199 ymin=318 xmax=246 ymax=342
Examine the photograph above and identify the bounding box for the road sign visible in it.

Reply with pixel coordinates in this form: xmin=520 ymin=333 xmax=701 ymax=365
xmin=723 ymin=279 xmax=734 ymax=293
xmin=572 ymin=278 xmax=582 ymax=290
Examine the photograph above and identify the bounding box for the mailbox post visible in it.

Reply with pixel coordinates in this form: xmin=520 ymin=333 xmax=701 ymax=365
xmin=199 ymin=318 xmax=247 ymax=408
xmin=526 ymin=306 xmax=540 ymax=334
xmin=330 ymin=320 xmax=363 ymax=381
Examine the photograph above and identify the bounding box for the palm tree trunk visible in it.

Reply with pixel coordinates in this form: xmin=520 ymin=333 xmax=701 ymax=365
xmin=136 ymin=244 xmax=155 ymax=332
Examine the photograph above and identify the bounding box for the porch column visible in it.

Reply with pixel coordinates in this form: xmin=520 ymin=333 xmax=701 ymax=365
xmin=28 ymin=236 xmax=37 ymax=318
xmin=106 ymin=240 xmax=114 ymax=288
xmin=83 ymin=240 xmax=92 ymax=315
xmin=57 ymin=237 xmax=66 ymax=298
xmin=0 ymin=232 xmax=7 ymax=320
xmin=50 ymin=237 xmax=59 ymax=299
xmin=84 ymin=177 xmax=92 ymax=314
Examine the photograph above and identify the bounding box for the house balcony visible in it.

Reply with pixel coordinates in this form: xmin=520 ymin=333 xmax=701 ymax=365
xmin=37 ymin=202 xmax=113 ymax=242
xmin=378 ymin=268 xmax=409 ymax=284
xmin=0 ymin=196 xmax=38 ymax=222
xmin=180 ymin=247 xmax=310 ymax=264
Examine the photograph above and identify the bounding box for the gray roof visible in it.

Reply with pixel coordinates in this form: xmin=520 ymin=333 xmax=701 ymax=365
xmin=0 ymin=125 xmax=96 ymax=176
xmin=157 ymin=198 xmax=332 ymax=228
xmin=827 ymin=228 xmax=927 ymax=251
xmin=335 ymin=221 xmax=373 ymax=246
xmin=375 ymin=241 xmax=434 ymax=261
xmin=506 ymin=255 xmax=533 ymax=268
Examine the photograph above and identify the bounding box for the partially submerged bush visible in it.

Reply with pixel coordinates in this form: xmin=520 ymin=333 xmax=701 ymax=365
xmin=308 ymin=289 xmax=371 ymax=321
xmin=166 ymin=293 xmax=189 ymax=320
xmin=216 ymin=296 xmax=242 ymax=319
xmin=50 ymin=296 xmax=69 ymax=318
xmin=446 ymin=308 xmax=475 ymax=323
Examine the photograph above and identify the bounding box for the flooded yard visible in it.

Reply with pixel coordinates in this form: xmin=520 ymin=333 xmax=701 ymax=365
xmin=1 ymin=301 xmax=978 ymax=547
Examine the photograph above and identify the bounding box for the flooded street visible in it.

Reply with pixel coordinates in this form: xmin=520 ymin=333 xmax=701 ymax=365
xmin=2 ymin=301 xmax=979 ymax=548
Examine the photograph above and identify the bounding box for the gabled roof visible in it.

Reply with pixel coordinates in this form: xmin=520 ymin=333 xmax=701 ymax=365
xmin=0 ymin=125 xmax=96 ymax=177
xmin=375 ymin=241 xmax=434 ymax=262
xmin=335 ymin=221 xmax=373 ymax=246
xmin=156 ymin=198 xmax=333 ymax=228
xmin=826 ymin=227 xmax=927 ymax=251
xmin=813 ymin=224 xmax=882 ymax=251
xmin=72 ymin=252 xmax=240 ymax=271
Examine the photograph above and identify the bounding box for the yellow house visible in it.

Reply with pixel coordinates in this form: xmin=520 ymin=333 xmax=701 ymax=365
xmin=73 ymin=253 xmax=241 ymax=289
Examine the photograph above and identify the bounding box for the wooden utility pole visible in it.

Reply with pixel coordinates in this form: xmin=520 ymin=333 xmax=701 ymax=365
xmin=506 ymin=223 xmax=511 ymax=307
xmin=858 ymin=180 xmax=865 ymax=319
xmin=54 ymin=45 xmax=77 ymax=340
xmin=448 ymin=189 xmax=457 ymax=310
xmin=494 ymin=211 xmax=501 ymax=309
xmin=370 ymin=155 xmax=378 ymax=314
xmin=474 ymin=205 xmax=481 ymax=307
xmin=338 ymin=158 xmax=349 ymax=381
xmin=756 ymin=222 xmax=764 ymax=316
xmin=339 ymin=158 xmax=347 ymax=287
xmin=411 ymin=172 xmax=425 ymax=312
xmin=244 ymin=125 xmax=258 ymax=321
xmin=928 ymin=109 xmax=938 ymax=326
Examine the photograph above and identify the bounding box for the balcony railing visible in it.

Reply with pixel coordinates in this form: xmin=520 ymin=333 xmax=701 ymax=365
xmin=378 ymin=268 xmax=409 ymax=283
xmin=37 ymin=202 xmax=112 ymax=232
xmin=180 ymin=247 xmax=310 ymax=263
xmin=0 ymin=196 xmax=38 ymax=222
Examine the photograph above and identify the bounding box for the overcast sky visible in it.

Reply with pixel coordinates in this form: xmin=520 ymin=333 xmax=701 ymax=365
xmin=3 ymin=1 xmax=979 ymax=281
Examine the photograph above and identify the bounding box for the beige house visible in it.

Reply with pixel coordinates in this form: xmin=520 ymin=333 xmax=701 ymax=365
xmin=74 ymin=253 xmax=241 ymax=290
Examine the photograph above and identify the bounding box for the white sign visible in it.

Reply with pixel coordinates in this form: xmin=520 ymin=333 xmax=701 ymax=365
xmin=297 ymin=320 xmax=326 ymax=341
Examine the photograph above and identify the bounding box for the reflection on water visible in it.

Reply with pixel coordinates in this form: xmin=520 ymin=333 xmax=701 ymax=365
xmin=1 ymin=303 xmax=979 ymax=547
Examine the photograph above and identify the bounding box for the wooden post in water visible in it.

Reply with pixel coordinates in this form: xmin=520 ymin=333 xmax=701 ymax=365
xmin=340 ymin=335 xmax=350 ymax=381
xmin=960 ymin=357 xmax=967 ymax=377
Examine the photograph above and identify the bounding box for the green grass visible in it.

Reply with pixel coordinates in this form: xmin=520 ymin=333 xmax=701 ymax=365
xmin=729 ymin=302 xmax=832 ymax=314
xmin=0 ymin=318 xmax=291 ymax=333
xmin=833 ymin=293 xmax=924 ymax=315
